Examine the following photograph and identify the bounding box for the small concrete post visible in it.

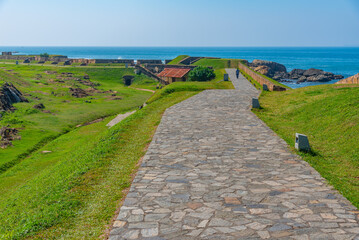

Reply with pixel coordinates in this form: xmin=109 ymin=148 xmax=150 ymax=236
xmin=224 ymin=74 xmax=229 ymax=81
xmin=295 ymin=133 xmax=311 ymax=152
xmin=263 ymin=84 xmax=269 ymax=91
xmin=252 ymin=98 xmax=261 ymax=109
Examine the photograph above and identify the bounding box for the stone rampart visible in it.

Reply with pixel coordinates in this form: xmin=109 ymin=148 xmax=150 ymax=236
xmin=238 ymin=62 xmax=286 ymax=91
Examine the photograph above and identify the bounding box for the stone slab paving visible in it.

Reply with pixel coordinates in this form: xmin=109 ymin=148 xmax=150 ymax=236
xmin=109 ymin=69 xmax=359 ymax=239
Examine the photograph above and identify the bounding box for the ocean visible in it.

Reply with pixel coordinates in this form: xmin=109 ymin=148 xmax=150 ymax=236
xmin=1 ymin=46 xmax=358 ymax=88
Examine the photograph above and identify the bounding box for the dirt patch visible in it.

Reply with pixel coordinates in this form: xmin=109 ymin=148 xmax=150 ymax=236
xmin=33 ymin=103 xmax=45 ymax=109
xmin=0 ymin=127 xmax=21 ymax=149
xmin=334 ymin=85 xmax=359 ymax=89
xmin=44 ymin=71 xmax=58 ymax=75
xmin=76 ymin=118 xmax=105 ymax=128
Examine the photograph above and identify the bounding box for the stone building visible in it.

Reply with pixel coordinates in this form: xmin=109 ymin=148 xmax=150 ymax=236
xmin=1 ymin=52 xmax=12 ymax=56
xmin=157 ymin=68 xmax=191 ymax=84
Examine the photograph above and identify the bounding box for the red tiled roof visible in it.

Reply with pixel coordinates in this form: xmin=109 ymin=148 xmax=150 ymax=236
xmin=157 ymin=68 xmax=191 ymax=78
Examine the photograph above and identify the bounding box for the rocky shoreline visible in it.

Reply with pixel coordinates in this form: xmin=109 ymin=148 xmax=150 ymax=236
xmin=243 ymin=59 xmax=344 ymax=83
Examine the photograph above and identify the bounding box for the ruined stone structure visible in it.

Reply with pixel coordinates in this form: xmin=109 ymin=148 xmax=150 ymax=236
xmin=0 ymin=55 xmax=36 ymax=61
xmin=135 ymin=65 xmax=164 ymax=84
xmin=0 ymin=82 xmax=28 ymax=111
xmin=1 ymin=52 xmax=12 ymax=56
xmin=179 ymin=57 xmax=220 ymax=65
xmin=94 ymin=59 xmax=134 ymax=65
xmin=71 ymin=59 xmax=96 ymax=64
xmin=238 ymin=62 xmax=287 ymax=91
xmin=137 ymin=60 xmax=163 ymax=65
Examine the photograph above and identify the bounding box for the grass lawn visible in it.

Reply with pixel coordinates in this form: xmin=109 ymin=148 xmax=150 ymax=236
xmin=193 ymin=58 xmax=242 ymax=69
xmin=254 ymin=84 xmax=359 ymax=208
xmin=167 ymin=55 xmax=189 ymax=65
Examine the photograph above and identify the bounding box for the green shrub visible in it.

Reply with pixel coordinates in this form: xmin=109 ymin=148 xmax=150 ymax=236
xmin=188 ymin=66 xmax=215 ymax=82
xmin=40 ymin=53 xmax=50 ymax=58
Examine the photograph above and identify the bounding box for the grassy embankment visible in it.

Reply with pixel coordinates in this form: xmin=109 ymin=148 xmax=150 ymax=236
xmin=167 ymin=55 xmax=189 ymax=65
xmin=0 ymin=61 xmax=234 ymax=239
xmin=254 ymin=84 xmax=359 ymax=208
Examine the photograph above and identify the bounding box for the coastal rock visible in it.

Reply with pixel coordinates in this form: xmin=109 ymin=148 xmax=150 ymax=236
xmin=272 ymin=72 xmax=289 ymax=81
xmin=292 ymin=68 xmax=343 ymax=82
xmin=248 ymin=60 xmax=288 ymax=80
xmin=288 ymin=69 xmax=305 ymax=79
xmin=251 ymin=59 xmax=287 ymax=73
xmin=0 ymin=82 xmax=28 ymax=111
xmin=248 ymin=59 xmax=344 ymax=83
xmin=335 ymin=73 xmax=359 ymax=84
xmin=254 ymin=66 xmax=270 ymax=75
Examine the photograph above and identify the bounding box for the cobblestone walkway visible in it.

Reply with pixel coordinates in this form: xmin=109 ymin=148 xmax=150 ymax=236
xmin=109 ymin=69 xmax=359 ymax=239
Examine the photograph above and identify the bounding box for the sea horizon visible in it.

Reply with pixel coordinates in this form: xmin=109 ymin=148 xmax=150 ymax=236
xmin=1 ymin=46 xmax=358 ymax=88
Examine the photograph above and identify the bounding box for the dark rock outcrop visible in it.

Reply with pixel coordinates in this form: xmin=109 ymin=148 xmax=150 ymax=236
xmin=293 ymin=68 xmax=344 ymax=83
xmin=248 ymin=60 xmax=344 ymax=83
xmin=69 ymin=88 xmax=89 ymax=98
xmin=0 ymin=83 xmax=28 ymax=111
xmin=33 ymin=103 xmax=45 ymax=109
xmin=0 ymin=127 xmax=21 ymax=149
xmin=251 ymin=59 xmax=287 ymax=73
xmin=249 ymin=60 xmax=288 ymax=80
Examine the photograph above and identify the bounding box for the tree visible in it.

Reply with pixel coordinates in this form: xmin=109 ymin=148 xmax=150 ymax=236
xmin=188 ymin=66 xmax=216 ymax=82
xmin=40 ymin=53 xmax=50 ymax=58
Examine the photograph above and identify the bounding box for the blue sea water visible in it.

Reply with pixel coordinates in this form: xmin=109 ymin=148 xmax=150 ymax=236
xmin=1 ymin=46 xmax=358 ymax=88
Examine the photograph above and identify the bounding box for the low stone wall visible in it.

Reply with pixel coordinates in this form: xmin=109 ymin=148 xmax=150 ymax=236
xmin=137 ymin=60 xmax=162 ymax=65
xmin=135 ymin=65 xmax=165 ymax=85
xmin=95 ymin=59 xmax=134 ymax=64
xmin=0 ymin=56 xmax=36 ymax=61
xmin=238 ymin=62 xmax=286 ymax=91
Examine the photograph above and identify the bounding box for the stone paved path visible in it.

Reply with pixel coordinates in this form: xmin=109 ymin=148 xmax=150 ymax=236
xmin=109 ymin=69 xmax=359 ymax=239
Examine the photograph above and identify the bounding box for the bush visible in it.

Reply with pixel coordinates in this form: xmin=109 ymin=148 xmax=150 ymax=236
xmin=40 ymin=53 xmax=50 ymax=58
xmin=188 ymin=66 xmax=215 ymax=82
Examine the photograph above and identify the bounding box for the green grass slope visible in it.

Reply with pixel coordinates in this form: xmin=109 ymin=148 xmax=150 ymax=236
xmin=0 ymin=64 xmax=156 ymax=172
xmin=254 ymin=84 xmax=359 ymax=208
xmin=167 ymin=55 xmax=189 ymax=65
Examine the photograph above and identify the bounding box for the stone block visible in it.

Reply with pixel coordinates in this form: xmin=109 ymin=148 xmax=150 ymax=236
xmin=295 ymin=133 xmax=311 ymax=152
xmin=224 ymin=74 xmax=229 ymax=81
xmin=252 ymin=98 xmax=261 ymax=109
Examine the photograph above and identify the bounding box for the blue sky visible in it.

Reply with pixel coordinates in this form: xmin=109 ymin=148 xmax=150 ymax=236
xmin=0 ymin=0 xmax=358 ymax=46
